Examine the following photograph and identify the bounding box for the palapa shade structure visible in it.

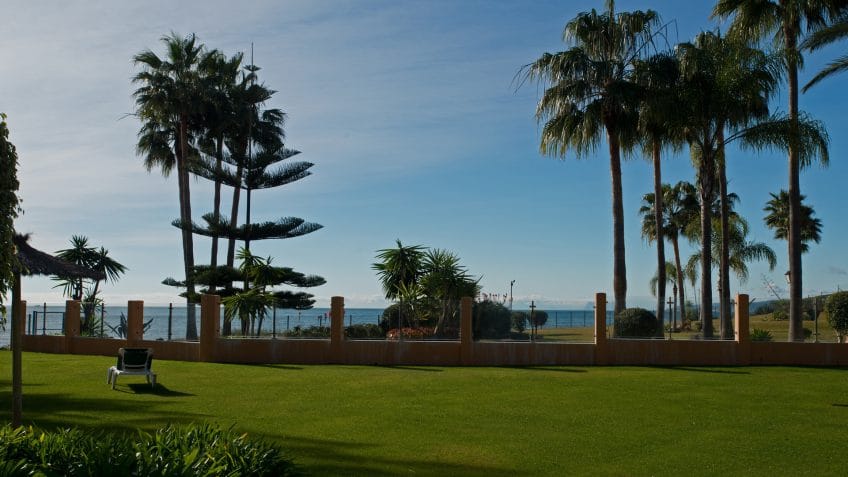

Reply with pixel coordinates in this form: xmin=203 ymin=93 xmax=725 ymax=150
xmin=10 ymin=233 xmax=104 ymax=427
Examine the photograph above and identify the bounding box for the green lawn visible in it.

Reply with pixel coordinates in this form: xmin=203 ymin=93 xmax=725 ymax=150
xmin=2 ymin=352 xmax=847 ymax=476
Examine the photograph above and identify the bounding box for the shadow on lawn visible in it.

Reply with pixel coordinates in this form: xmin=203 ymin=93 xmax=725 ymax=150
xmin=380 ymin=365 xmax=444 ymax=372
xmin=116 ymin=383 xmax=194 ymax=397
xmin=254 ymin=433 xmax=525 ymax=477
xmin=664 ymin=366 xmax=750 ymax=375
xmin=0 ymin=390 xmax=206 ymax=433
xmin=514 ymin=366 xmax=588 ymax=373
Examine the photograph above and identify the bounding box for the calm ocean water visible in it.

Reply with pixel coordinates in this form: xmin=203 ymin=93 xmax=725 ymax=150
xmin=0 ymin=305 xmax=610 ymax=347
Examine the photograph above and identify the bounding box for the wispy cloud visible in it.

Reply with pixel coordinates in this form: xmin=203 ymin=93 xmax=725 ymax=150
xmin=829 ymin=266 xmax=847 ymax=276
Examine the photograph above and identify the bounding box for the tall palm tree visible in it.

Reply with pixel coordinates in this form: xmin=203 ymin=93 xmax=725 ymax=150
xmin=639 ymin=181 xmax=699 ymax=330
xmin=133 ymin=33 xmax=208 ymax=340
xmin=634 ymin=52 xmax=681 ymax=332
xmin=802 ymin=12 xmax=848 ymax=89
xmin=714 ymin=0 xmax=848 ymax=341
xmin=197 ymin=50 xmax=243 ymax=293
xmin=764 ymin=189 xmax=822 ymax=252
xmin=522 ymin=0 xmax=660 ymax=314
xmin=675 ymin=31 xmax=779 ymax=338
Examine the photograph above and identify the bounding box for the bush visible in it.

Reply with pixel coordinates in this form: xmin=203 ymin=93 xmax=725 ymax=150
xmin=751 ymin=328 xmax=773 ymax=342
xmin=614 ymin=308 xmax=658 ymax=338
xmin=825 ymin=291 xmax=848 ymax=342
xmin=345 ymin=323 xmax=385 ymax=339
xmin=379 ymin=303 xmax=419 ymax=333
xmin=473 ymin=300 xmax=511 ymax=339
xmin=531 ymin=310 xmax=549 ymax=329
xmin=511 ymin=311 xmax=528 ymax=333
xmin=0 ymin=423 xmax=297 ymax=476
xmin=283 ymin=325 xmax=330 ymax=338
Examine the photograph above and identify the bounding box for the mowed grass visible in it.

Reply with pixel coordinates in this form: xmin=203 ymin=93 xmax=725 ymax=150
xmin=2 ymin=352 xmax=847 ymax=476
xmin=537 ymin=313 xmax=840 ymax=342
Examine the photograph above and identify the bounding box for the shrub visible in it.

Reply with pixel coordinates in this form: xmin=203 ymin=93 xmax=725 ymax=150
xmin=0 ymin=423 xmax=297 ymax=476
xmin=751 ymin=328 xmax=773 ymax=342
xmin=283 ymin=325 xmax=330 ymax=338
xmin=386 ymin=327 xmax=435 ymax=340
xmin=531 ymin=310 xmax=549 ymax=329
xmin=511 ymin=311 xmax=528 ymax=333
xmin=825 ymin=291 xmax=848 ymax=342
xmin=379 ymin=303 xmax=418 ymax=333
xmin=473 ymin=300 xmax=511 ymax=339
xmin=614 ymin=308 xmax=658 ymax=338
xmin=345 ymin=323 xmax=385 ymax=339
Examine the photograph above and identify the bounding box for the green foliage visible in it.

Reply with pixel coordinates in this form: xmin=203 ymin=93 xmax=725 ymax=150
xmin=0 ymin=423 xmax=296 ymax=476
xmin=614 ymin=308 xmax=659 ymax=338
xmin=473 ymin=300 xmax=511 ymax=340
xmin=345 ymin=323 xmax=384 ymax=339
xmin=106 ymin=312 xmax=154 ymax=339
xmin=531 ymin=310 xmax=549 ymax=328
xmin=825 ymin=291 xmax=848 ymax=341
xmin=283 ymin=325 xmax=330 ymax=338
xmin=751 ymin=328 xmax=773 ymax=342
xmin=0 ymin=113 xmax=21 ymax=325
xmin=511 ymin=311 xmax=528 ymax=333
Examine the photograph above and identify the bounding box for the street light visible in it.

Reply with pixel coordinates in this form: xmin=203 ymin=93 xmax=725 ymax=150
xmin=784 ymin=270 xmax=791 ymax=285
xmin=509 ymin=280 xmax=515 ymax=311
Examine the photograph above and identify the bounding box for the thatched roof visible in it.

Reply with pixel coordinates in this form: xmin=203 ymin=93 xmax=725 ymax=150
xmin=13 ymin=234 xmax=105 ymax=279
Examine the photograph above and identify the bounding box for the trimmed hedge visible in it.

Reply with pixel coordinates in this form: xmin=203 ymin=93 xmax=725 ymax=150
xmin=614 ymin=308 xmax=658 ymax=337
xmin=825 ymin=291 xmax=848 ymax=342
xmin=0 ymin=423 xmax=297 ymax=476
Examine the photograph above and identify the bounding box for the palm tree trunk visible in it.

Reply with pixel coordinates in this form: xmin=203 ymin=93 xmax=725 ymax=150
xmin=209 ymin=135 xmax=224 ymax=294
xmin=698 ymin=151 xmax=714 ymax=339
xmin=607 ymin=128 xmax=627 ymax=315
xmin=672 ymin=235 xmax=685 ymax=328
xmin=226 ymin=163 xmax=244 ymax=269
xmin=652 ymin=140 xmax=665 ymax=335
xmin=178 ymin=115 xmax=198 ymax=341
xmin=11 ymin=272 xmax=22 ymax=427
xmin=718 ymin=133 xmax=732 ymax=340
xmin=786 ymin=32 xmax=804 ymax=342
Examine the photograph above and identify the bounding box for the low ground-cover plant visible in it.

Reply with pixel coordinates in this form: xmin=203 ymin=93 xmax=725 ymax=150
xmin=0 ymin=423 xmax=297 ymax=476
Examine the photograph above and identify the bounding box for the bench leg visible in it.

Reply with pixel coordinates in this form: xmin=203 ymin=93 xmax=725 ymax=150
xmin=112 ymin=374 xmax=117 ymax=390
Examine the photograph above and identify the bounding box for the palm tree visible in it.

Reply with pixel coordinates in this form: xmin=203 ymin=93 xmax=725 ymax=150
xmin=802 ymin=12 xmax=848 ymax=89
xmin=419 ymin=249 xmax=480 ymax=336
xmin=649 ymin=261 xmax=696 ymax=331
xmin=133 ymin=33 xmax=208 ymax=340
xmin=522 ymin=0 xmax=660 ymax=314
xmin=714 ymin=0 xmax=847 ymax=341
xmin=639 ymin=181 xmax=699 ymax=330
xmin=197 ymin=50 xmax=243 ymax=293
xmin=54 ymin=236 xmax=127 ymax=334
xmin=372 ymin=240 xmax=426 ymax=300
xmin=634 ymin=52 xmax=681 ymax=333
xmin=675 ymin=31 xmax=778 ymax=338
xmin=764 ymin=190 xmax=822 ymax=253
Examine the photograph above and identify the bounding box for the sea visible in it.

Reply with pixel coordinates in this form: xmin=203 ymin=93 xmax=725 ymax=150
xmin=0 ymin=305 xmax=611 ymax=348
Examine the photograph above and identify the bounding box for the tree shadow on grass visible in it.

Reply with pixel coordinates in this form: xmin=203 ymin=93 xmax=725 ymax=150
xmin=242 ymin=363 xmax=305 ymax=371
xmin=831 ymin=403 xmax=848 ymax=408
xmin=0 ymin=390 xmax=206 ymax=432
xmin=663 ymin=366 xmax=750 ymax=375
xmin=379 ymin=365 xmax=444 ymax=372
xmin=251 ymin=433 xmax=526 ymax=477
xmin=515 ymin=366 xmax=588 ymax=373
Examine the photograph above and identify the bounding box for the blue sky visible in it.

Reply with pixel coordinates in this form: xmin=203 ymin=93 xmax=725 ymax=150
xmin=2 ymin=0 xmax=847 ymax=309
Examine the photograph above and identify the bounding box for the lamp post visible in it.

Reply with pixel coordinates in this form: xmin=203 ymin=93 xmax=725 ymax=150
xmin=784 ymin=270 xmax=791 ymax=285
xmin=509 ymin=280 xmax=515 ymax=312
